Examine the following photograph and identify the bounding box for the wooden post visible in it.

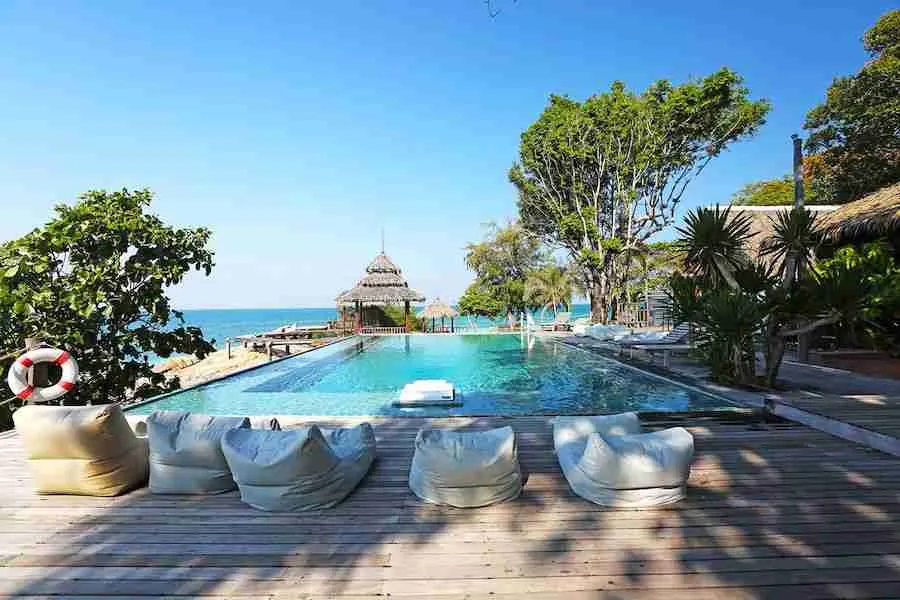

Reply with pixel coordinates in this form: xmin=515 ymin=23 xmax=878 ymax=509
xmin=226 ymin=338 xmax=232 ymax=360
xmin=266 ymin=341 xmax=273 ymax=362
xmin=451 ymin=317 xmax=455 ymax=334
xmin=404 ymin=301 xmax=410 ymax=333
xmin=441 ymin=316 xmax=445 ymax=333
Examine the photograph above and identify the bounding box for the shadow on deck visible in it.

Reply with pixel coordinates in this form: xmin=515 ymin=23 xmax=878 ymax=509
xmin=1 ymin=415 xmax=900 ymax=598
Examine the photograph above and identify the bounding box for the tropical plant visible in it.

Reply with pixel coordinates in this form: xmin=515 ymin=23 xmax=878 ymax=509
xmin=0 ymin=189 xmax=216 ymax=405
xmin=671 ymin=205 xmax=873 ymax=386
xmin=462 ymin=222 xmax=546 ymax=321
xmin=804 ymin=10 xmax=900 ymax=202
xmin=511 ymin=68 xmax=770 ymax=322
xmin=675 ymin=206 xmax=754 ymax=289
xmin=730 ymin=175 xmax=823 ymax=206
xmin=524 ymin=265 xmax=573 ymax=317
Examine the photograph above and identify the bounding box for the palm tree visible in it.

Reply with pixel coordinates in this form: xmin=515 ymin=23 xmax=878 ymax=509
xmin=524 ymin=265 xmax=573 ymax=318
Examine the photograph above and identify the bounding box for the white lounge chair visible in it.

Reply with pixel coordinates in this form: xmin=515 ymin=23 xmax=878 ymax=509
xmin=409 ymin=426 xmax=523 ymax=508
xmin=221 ymin=424 xmax=376 ymax=511
xmin=540 ymin=311 xmax=572 ymax=331
xmin=147 ymin=411 xmax=250 ymax=494
xmin=554 ymin=413 xmax=694 ymax=508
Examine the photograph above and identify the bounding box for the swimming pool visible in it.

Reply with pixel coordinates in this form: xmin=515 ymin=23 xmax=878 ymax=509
xmin=128 ymin=335 xmax=736 ymax=417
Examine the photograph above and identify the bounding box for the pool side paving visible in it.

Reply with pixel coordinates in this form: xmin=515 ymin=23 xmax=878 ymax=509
xmin=3 ymin=414 xmax=900 ymax=598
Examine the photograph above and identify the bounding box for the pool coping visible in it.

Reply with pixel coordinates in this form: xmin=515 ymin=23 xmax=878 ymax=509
xmin=124 ymin=335 xmax=359 ymax=412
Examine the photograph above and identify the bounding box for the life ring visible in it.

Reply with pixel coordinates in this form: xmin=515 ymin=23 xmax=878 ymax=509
xmin=6 ymin=347 xmax=79 ymax=402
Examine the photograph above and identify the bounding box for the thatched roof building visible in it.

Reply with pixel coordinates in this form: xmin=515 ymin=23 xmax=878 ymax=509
xmin=336 ymin=252 xmax=425 ymax=306
xmin=818 ymin=182 xmax=900 ymax=244
xmin=418 ymin=298 xmax=459 ymax=320
xmin=723 ymin=205 xmax=840 ymax=261
xmin=336 ymin=251 xmax=425 ymax=333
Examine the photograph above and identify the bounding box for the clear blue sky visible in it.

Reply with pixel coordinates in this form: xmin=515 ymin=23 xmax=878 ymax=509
xmin=0 ymin=1 xmax=892 ymax=308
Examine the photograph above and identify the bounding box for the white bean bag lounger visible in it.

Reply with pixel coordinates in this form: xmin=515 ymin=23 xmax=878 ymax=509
xmin=147 ymin=411 xmax=251 ymax=494
xmin=221 ymin=424 xmax=376 ymax=511
xmin=409 ymin=426 xmax=522 ymax=508
xmin=13 ymin=404 xmax=148 ymax=497
xmin=554 ymin=413 xmax=694 ymax=508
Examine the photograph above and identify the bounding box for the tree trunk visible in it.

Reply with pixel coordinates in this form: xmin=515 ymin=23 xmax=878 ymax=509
xmin=765 ymin=335 xmax=786 ymax=387
xmin=589 ymin=277 xmax=606 ymax=324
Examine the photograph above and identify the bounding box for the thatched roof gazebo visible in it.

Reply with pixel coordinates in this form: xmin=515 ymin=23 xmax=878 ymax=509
xmin=336 ymin=252 xmax=425 ymax=333
xmin=818 ymin=182 xmax=900 ymax=246
xmin=418 ymin=298 xmax=459 ymax=333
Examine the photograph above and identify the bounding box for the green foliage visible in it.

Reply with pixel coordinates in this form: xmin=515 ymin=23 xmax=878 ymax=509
xmin=462 ymin=222 xmax=546 ymax=317
xmin=817 ymin=243 xmax=900 ymax=350
xmin=0 ymin=189 xmax=216 ymax=404
xmin=524 ymin=264 xmax=573 ymax=315
xmin=760 ymin=207 xmax=821 ymax=282
xmin=731 ymin=177 xmax=795 ymax=206
xmin=382 ymin=305 xmax=425 ymax=332
xmin=804 ymin=10 xmax=900 ymax=202
xmin=511 ymin=69 xmax=769 ymax=321
xmin=457 ymin=282 xmax=505 ymax=318
xmin=676 ymin=206 xmax=754 ymax=289
xmin=671 ymin=205 xmax=876 ymax=386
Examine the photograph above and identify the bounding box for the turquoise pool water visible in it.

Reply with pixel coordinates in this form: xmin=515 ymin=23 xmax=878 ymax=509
xmin=128 ymin=335 xmax=734 ymax=417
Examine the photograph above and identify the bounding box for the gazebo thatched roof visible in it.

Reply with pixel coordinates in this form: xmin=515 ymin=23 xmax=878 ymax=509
xmin=336 ymin=252 xmax=425 ymax=306
xmin=818 ymin=182 xmax=900 ymax=243
xmin=418 ymin=298 xmax=459 ymax=319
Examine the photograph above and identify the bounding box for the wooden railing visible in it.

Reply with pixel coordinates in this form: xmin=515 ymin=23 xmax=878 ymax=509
xmin=359 ymin=326 xmax=407 ymax=335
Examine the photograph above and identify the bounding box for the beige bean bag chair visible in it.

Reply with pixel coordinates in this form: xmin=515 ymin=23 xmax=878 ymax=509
xmin=13 ymin=404 xmax=148 ymax=496
xmin=409 ymin=426 xmax=522 ymax=508
xmin=554 ymin=412 xmax=694 ymax=507
xmin=147 ymin=411 xmax=250 ymax=494
xmin=221 ymin=424 xmax=376 ymax=511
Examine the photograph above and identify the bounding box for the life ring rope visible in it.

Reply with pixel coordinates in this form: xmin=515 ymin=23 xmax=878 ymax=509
xmin=7 ymin=347 xmax=79 ymax=403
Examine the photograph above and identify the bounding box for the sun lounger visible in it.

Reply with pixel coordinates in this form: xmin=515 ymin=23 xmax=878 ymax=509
xmin=629 ymin=343 xmax=694 ymax=367
xmin=554 ymin=413 xmax=694 ymax=507
xmin=409 ymin=426 xmax=523 ymax=508
xmin=147 ymin=411 xmax=250 ymax=494
xmin=615 ymin=323 xmax=691 ymax=348
xmin=221 ymin=424 xmax=376 ymax=511
xmin=13 ymin=404 xmax=149 ymax=496
xmin=395 ymin=379 xmax=461 ymax=407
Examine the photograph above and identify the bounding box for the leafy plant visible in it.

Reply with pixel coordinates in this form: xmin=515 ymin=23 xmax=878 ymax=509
xmin=524 ymin=265 xmax=573 ymax=317
xmin=0 ymin=189 xmax=215 ymax=405
xmin=512 ymin=69 xmax=769 ymax=322
xmin=804 ymin=10 xmax=900 ymax=202
xmin=675 ymin=206 xmax=754 ymax=289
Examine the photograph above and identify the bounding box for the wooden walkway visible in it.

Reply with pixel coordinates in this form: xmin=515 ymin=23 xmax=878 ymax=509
xmin=2 ymin=415 xmax=900 ymax=598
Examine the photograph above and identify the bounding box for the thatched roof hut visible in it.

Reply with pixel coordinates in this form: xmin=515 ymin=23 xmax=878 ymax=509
xmin=818 ymin=182 xmax=900 ymax=244
xmin=418 ymin=298 xmax=459 ymax=333
xmin=336 ymin=251 xmax=425 ymax=333
xmin=418 ymin=298 xmax=459 ymax=320
xmin=336 ymin=252 xmax=425 ymax=306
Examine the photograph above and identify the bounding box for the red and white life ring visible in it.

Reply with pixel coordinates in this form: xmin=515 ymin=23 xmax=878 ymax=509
xmin=6 ymin=347 xmax=79 ymax=402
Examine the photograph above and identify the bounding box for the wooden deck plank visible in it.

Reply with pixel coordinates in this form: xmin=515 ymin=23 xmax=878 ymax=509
xmin=1 ymin=415 xmax=900 ymax=598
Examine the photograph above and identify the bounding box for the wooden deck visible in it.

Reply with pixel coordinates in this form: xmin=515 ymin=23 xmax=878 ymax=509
xmin=2 ymin=415 xmax=900 ymax=598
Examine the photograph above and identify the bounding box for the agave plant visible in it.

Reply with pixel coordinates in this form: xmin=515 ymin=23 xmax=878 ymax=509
xmin=760 ymin=207 xmax=821 ymax=284
xmin=675 ymin=206 xmax=754 ymax=290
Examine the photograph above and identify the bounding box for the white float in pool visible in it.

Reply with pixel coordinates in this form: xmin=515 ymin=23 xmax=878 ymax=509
xmin=395 ymin=379 xmax=461 ymax=407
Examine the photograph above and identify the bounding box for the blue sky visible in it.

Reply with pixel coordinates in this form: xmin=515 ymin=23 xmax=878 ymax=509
xmin=0 ymin=0 xmax=892 ymax=308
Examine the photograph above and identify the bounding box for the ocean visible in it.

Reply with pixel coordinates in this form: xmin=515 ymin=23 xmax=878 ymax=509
xmin=181 ymin=305 xmax=592 ymax=347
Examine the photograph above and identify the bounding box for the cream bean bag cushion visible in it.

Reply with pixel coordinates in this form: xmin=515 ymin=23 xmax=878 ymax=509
xmin=221 ymin=424 xmax=376 ymax=511
xmin=147 ymin=411 xmax=250 ymax=494
xmin=409 ymin=426 xmax=522 ymax=508
xmin=13 ymin=404 xmax=149 ymax=496
xmin=554 ymin=413 xmax=694 ymax=507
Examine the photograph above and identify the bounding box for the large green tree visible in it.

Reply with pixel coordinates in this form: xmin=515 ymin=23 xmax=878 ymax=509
xmin=804 ymin=10 xmax=900 ymax=202
xmin=511 ymin=68 xmax=770 ymax=323
xmin=0 ymin=189 xmax=216 ymax=405
xmin=461 ymin=222 xmax=545 ymax=321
